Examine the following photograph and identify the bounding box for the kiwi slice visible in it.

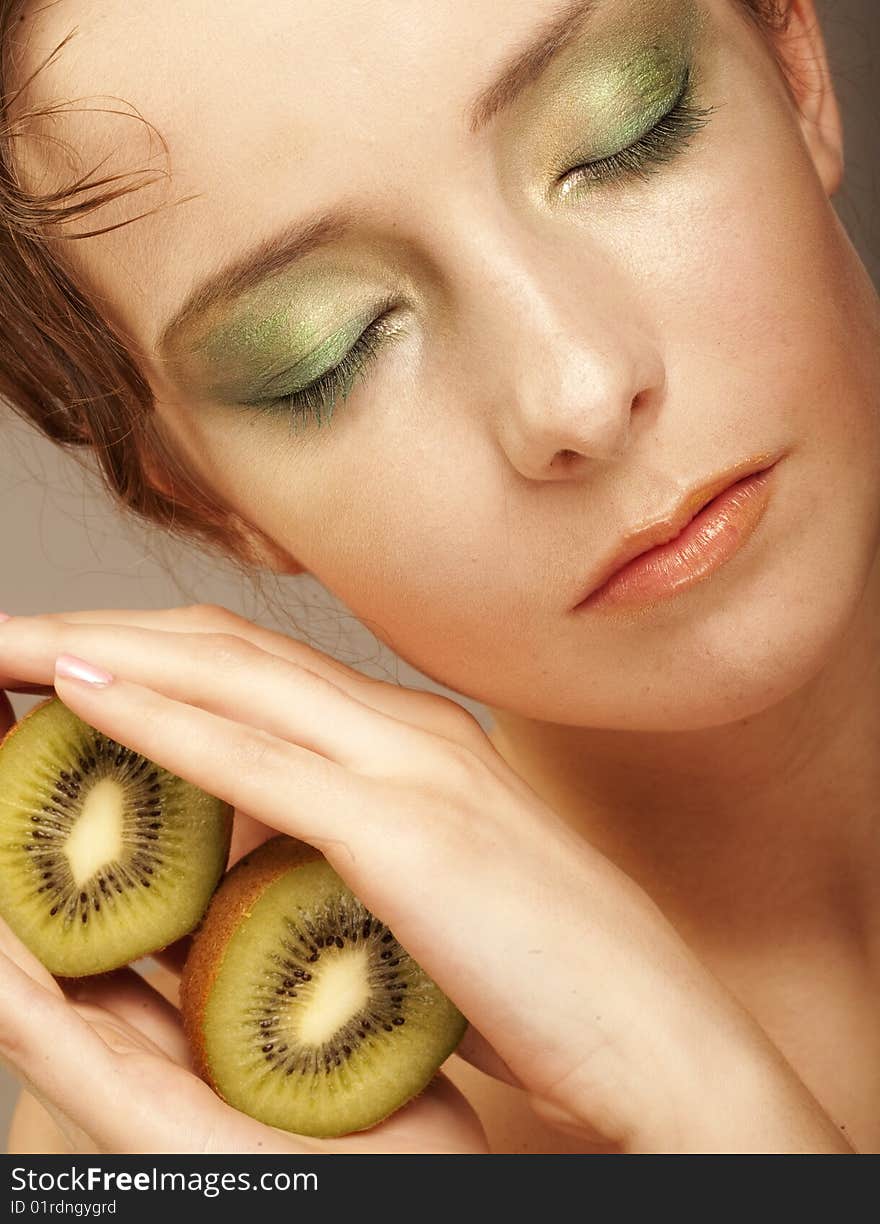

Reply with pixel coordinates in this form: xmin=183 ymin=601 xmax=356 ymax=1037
xmin=0 ymin=696 xmax=233 ymax=976
xmin=181 ymin=835 xmax=468 ymax=1138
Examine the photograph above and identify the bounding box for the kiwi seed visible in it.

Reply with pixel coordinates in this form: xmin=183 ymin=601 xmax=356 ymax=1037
xmin=0 ymin=696 xmax=234 ymax=976
xmin=180 ymin=835 xmax=468 ymax=1138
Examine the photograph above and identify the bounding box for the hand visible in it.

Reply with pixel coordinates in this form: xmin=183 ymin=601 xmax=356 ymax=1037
xmin=0 ymin=605 xmax=855 ymax=1153
xmin=0 ymin=913 xmax=486 ymax=1153
xmin=0 ymin=656 xmax=483 ymax=1155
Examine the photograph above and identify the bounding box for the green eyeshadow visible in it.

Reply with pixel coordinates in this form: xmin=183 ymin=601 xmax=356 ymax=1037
xmin=165 ymin=266 xmax=384 ymax=404
xmin=165 ymin=0 xmax=712 ymax=411
xmin=529 ymin=0 xmax=709 ymax=172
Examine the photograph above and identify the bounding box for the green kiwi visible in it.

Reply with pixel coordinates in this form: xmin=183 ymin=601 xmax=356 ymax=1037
xmin=0 ymin=696 xmax=234 ymax=976
xmin=180 ymin=835 xmax=468 ymax=1138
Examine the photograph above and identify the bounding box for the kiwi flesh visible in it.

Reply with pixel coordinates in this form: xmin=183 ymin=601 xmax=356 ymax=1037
xmin=0 ymin=696 xmax=234 ymax=976
xmin=180 ymin=835 xmax=468 ymax=1138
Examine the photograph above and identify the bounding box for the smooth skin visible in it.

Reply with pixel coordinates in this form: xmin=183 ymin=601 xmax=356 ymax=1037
xmin=2 ymin=0 xmax=879 ymax=1151
xmin=0 ymin=607 xmax=856 ymax=1153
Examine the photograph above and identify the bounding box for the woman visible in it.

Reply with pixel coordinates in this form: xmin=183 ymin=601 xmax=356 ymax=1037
xmin=0 ymin=0 xmax=876 ymax=1153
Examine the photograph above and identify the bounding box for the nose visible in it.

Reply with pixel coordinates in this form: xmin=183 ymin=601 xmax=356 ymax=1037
xmin=450 ymin=223 xmax=666 ymax=481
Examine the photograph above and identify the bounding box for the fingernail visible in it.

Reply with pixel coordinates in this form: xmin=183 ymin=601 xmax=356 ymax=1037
xmin=0 ymin=613 xmax=11 ymax=623
xmin=54 ymin=653 xmax=114 ymax=688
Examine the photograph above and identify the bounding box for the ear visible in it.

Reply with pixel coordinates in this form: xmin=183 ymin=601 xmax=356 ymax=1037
xmin=771 ymin=0 xmax=845 ymax=196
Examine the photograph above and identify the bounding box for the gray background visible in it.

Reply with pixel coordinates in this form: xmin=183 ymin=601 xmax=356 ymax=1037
xmin=1 ymin=0 xmax=877 ymax=1149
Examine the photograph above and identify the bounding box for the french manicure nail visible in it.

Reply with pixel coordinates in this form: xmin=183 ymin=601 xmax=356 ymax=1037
xmin=54 ymin=653 xmax=114 ymax=688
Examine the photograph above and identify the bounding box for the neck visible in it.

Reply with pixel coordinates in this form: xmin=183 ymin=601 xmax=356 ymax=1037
xmin=487 ymin=554 xmax=880 ymax=970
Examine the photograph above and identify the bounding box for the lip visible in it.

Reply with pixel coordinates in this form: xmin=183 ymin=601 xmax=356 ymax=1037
xmin=572 ymin=452 xmax=785 ymax=612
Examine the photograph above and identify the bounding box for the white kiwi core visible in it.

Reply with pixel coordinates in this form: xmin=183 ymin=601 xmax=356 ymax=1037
xmin=294 ymin=946 xmax=371 ymax=1045
xmin=64 ymin=778 xmax=125 ymax=886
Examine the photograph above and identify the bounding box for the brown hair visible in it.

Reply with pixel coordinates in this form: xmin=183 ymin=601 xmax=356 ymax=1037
xmin=0 ymin=1 xmax=795 ymax=571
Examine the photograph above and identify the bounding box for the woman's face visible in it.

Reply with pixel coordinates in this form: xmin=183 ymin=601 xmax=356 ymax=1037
xmin=16 ymin=0 xmax=880 ymax=731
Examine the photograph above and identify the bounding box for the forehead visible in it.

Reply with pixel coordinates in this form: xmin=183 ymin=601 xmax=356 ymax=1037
xmin=11 ymin=0 xmax=539 ymax=349
xmin=10 ymin=0 xmax=688 ymax=363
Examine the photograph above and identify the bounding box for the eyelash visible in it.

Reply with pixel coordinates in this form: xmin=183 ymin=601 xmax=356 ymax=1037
xmin=558 ymin=65 xmax=716 ymax=193
xmin=259 ymin=67 xmax=715 ymax=431
xmin=253 ymin=301 xmax=399 ymax=434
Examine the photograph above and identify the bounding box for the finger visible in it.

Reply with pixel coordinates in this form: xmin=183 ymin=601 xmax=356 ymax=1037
xmin=227 ymin=810 xmax=280 ymax=867
xmin=2 ymin=620 xmax=465 ymax=785
xmin=319 ymin=1071 xmax=488 ymax=1153
xmin=0 ymin=912 xmax=65 ymax=999
xmin=0 ymin=945 xmax=308 ymax=1153
xmin=2 ymin=906 xmax=478 ymax=1155
xmin=2 ymin=607 xmax=483 ymax=751
xmin=454 ymin=1024 xmax=522 ymax=1090
xmin=65 ymin=960 xmax=488 ymax=1152
xmin=58 ymin=967 xmax=191 ymax=1066
xmin=0 ymin=916 xmax=96 ymax=1148
xmin=15 ymin=1090 xmax=99 ymax=1154
xmin=33 ymin=969 xmax=188 ymax=1150
xmin=8 ymin=1089 xmax=78 ymax=1154
xmin=50 ymin=664 xmax=383 ymax=859
xmin=0 ymin=918 xmax=179 ymax=1087
xmin=0 ymin=944 xmax=132 ymax=1114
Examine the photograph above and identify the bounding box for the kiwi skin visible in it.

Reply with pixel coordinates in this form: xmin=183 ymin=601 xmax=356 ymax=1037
xmin=180 ymin=835 xmax=468 ymax=1137
xmin=180 ymin=835 xmax=322 ymax=1083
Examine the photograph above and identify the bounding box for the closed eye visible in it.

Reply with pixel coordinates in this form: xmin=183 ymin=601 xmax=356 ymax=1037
xmin=558 ymin=66 xmax=717 ymax=195
xmin=241 ymin=300 xmax=403 ymax=433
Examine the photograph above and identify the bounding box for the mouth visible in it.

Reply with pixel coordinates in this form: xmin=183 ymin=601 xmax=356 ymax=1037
xmin=572 ymin=452 xmax=785 ymax=611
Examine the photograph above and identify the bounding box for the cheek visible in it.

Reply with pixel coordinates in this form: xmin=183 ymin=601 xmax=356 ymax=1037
xmin=152 ymin=402 xmax=245 ymax=489
xmin=633 ymin=52 xmax=880 ymax=574
xmin=196 ymin=407 xmax=524 ymax=698
xmin=541 ymin=90 xmax=880 ymax=730
xmin=275 ymin=429 xmax=510 ymax=668
xmin=653 ymin=46 xmax=880 ymax=457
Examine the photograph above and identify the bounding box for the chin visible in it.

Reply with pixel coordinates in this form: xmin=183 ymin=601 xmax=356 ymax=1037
xmin=533 ymin=439 xmax=880 ymax=733
xmin=480 ymin=521 xmax=880 ymax=735
xmin=564 ymin=534 xmax=880 ymax=734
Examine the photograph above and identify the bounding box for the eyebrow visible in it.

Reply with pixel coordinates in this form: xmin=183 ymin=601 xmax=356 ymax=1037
xmin=467 ymin=0 xmax=601 ymax=134
xmin=156 ymin=0 xmax=601 ymax=355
